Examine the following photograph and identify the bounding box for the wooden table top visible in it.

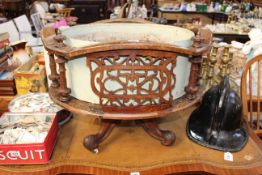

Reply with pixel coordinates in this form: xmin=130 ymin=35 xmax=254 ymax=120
xmin=0 ymin=107 xmax=261 ymax=175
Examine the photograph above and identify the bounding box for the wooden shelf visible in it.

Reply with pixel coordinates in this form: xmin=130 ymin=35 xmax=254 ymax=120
xmin=0 ymin=108 xmax=261 ymax=175
xmin=252 ymin=0 xmax=262 ymax=7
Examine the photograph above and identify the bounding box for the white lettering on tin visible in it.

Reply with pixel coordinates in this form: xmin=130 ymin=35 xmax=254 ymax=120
xmin=0 ymin=149 xmax=45 ymax=161
xmin=30 ymin=150 xmax=35 ymax=160
xmin=0 ymin=151 xmax=6 ymax=160
xmin=18 ymin=151 xmax=29 ymax=160
xmin=35 ymin=150 xmax=45 ymax=160
xmin=6 ymin=151 xmax=18 ymax=160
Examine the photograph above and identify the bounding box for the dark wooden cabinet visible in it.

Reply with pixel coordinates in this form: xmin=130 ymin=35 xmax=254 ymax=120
xmin=69 ymin=0 xmax=107 ymax=23
xmin=1 ymin=0 xmax=26 ymax=19
xmin=252 ymin=0 xmax=262 ymax=7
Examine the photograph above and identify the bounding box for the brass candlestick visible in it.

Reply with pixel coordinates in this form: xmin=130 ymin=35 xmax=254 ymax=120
xmin=207 ymin=44 xmax=219 ymax=87
xmin=227 ymin=12 xmax=233 ymax=24
xmin=217 ymin=46 xmax=232 ymax=82
xmin=199 ymin=54 xmax=208 ymax=86
xmin=227 ymin=51 xmax=234 ymax=75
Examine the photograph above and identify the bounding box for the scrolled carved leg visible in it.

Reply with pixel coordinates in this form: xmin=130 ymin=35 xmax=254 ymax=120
xmin=137 ymin=119 xmax=176 ymax=146
xmin=83 ymin=119 xmax=120 ymax=153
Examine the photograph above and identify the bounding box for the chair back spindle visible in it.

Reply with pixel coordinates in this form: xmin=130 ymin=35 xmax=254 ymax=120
xmin=241 ymin=55 xmax=262 ymax=136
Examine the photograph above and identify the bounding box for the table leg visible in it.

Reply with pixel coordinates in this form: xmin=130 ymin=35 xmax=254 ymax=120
xmin=83 ymin=119 xmax=120 ymax=153
xmin=84 ymin=118 xmax=175 ymax=153
xmin=136 ymin=119 xmax=176 ymax=146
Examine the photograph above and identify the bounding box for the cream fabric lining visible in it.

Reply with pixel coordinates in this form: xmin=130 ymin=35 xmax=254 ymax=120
xmin=62 ymin=23 xmax=194 ymax=48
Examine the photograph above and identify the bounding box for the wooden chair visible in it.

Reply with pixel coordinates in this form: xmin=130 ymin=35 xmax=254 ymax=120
xmin=57 ymin=8 xmax=75 ymax=18
xmin=241 ymin=54 xmax=262 ymax=137
xmin=51 ymin=0 xmax=70 ymax=6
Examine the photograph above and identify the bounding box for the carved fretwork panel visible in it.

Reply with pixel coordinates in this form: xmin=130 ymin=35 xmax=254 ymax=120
xmin=86 ymin=50 xmax=177 ymax=113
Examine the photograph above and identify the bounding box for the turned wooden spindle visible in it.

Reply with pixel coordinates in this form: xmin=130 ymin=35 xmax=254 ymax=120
xmin=54 ymin=34 xmax=66 ymax=48
xmin=54 ymin=34 xmax=66 ymax=42
xmin=185 ymin=56 xmax=202 ymax=99
xmin=48 ymin=52 xmax=59 ymax=88
xmin=56 ymin=55 xmax=71 ymax=102
xmin=184 ymin=28 xmax=208 ymax=99
xmin=193 ymin=30 xmax=202 ymax=48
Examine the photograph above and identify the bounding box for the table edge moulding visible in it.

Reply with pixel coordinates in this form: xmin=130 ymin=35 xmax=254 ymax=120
xmin=0 ymin=114 xmax=261 ymax=175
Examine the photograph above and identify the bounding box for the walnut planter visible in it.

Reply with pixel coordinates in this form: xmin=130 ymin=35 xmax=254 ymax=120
xmin=41 ymin=19 xmax=212 ymax=153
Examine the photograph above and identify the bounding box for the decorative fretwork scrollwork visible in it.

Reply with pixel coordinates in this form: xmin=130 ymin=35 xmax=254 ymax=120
xmin=86 ymin=50 xmax=177 ymax=113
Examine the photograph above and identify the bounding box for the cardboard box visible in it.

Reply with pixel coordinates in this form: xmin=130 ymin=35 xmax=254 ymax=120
xmin=0 ymin=113 xmax=58 ymax=164
xmin=14 ymin=56 xmax=47 ymax=95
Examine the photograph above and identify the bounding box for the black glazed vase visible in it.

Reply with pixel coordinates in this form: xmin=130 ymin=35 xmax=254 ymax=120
xmin=186 ymin=76 xmax=248 ymax=152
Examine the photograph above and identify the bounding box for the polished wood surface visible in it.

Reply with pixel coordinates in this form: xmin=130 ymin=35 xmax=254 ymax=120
xmin=0 ymin=108 xmax=261 ymax=175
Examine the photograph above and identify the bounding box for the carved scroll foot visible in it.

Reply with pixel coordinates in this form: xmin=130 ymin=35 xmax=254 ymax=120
xmin=83 ymin=119 xmax=120 ymax=153
xmin=137 ymin=119 xmax=176 ymax=146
